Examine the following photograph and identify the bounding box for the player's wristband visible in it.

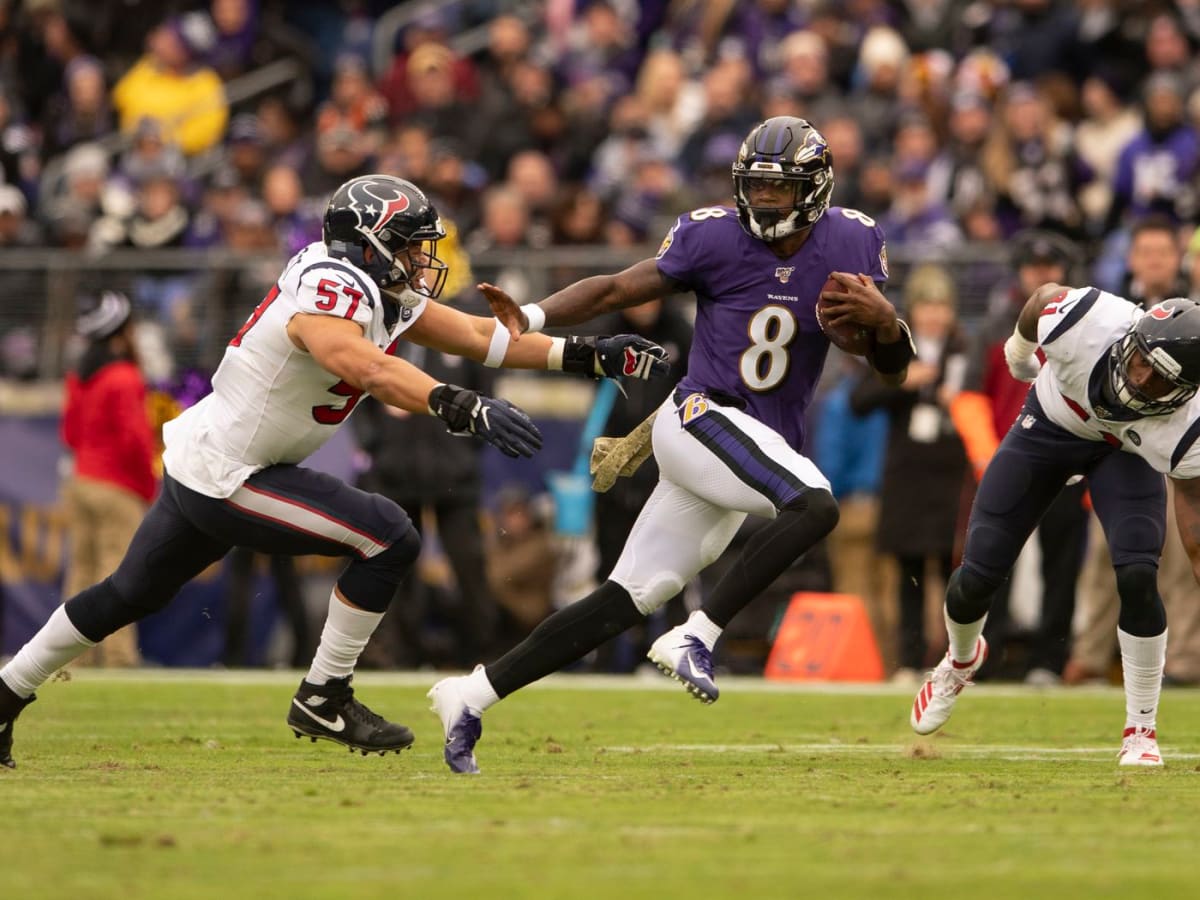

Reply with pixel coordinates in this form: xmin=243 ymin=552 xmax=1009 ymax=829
xmin=547 ymin=337 xmax=566 ymax=370
xmin=484 ymin=319 xmax=511 ymax=367
xmin=872 ymin=319 xmax=916 ymax=374
xmin=521 ymin=303 xmax=546 ymax=333
xmin=560 ymin=336 xmax=601 ymax=379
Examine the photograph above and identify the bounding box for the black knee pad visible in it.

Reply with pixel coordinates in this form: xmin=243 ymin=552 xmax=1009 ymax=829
xmin=1115 ymin=563 xmax=1166 ymax=637
xmin=65 ymin=576 xmax=165 ymax=642
xmin=946 ymin=566 xmax=1004 ymax=624
xmin=337 ymin=523 xmax=421 ymax=612
xmin=782 ymin=488 xmax=840 ymax=537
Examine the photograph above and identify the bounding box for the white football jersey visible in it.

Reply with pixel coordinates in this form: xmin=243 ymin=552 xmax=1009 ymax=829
xmin=1033 ymin=286 xmax=1200 ymax=478
xmin=163 ymin=242 xmax=427 ymax=498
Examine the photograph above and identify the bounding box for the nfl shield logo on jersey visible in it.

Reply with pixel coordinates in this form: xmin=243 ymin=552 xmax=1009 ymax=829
xmin=774 ymin=266 xmax=795 ymax=283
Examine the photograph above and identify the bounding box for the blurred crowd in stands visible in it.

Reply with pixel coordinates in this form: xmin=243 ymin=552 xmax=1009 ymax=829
xmin=8 ymin=0 xmax=1200 ymax=681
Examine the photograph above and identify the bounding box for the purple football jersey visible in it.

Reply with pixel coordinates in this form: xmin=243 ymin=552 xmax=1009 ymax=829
xmin=656 ymin=205 xmax=888 ymax=449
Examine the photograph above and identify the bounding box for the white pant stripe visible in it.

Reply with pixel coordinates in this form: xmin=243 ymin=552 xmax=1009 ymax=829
xmin=227 ymin=484 xmax=388 ymax=558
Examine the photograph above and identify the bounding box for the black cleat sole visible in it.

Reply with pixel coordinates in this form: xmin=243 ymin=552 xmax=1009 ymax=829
xmin=288 ymin=724 xmax=413 ymax=756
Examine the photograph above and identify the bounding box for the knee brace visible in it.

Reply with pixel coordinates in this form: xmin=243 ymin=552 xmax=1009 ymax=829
xmin=1115 ymin=562 xmax=1166 ymax=637
xmin=945 ymin=565 xmax=1004 ymax=624
xmin=337 ymin=523 xmax=421 ymax=613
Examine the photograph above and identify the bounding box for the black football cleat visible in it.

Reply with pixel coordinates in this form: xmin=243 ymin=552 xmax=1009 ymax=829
xmin=286 ymin=676 xmax=413 ymax=756
xmin=0 ymin=679 xmax=36 ymax=770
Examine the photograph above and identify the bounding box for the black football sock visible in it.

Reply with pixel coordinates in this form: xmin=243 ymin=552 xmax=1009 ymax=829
xmin=702 ymin=490 xmax=839 ymax=628
xmin=485 ymin=581 xmax=643 ymax=698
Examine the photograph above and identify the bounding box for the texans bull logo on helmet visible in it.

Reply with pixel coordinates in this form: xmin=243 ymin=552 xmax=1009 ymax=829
xmin=344 ymin=180 xmax=412 ymax=236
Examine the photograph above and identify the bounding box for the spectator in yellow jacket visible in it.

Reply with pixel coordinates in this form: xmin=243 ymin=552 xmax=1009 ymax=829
xmin=112 ymin=15 xmax=228 ymax=157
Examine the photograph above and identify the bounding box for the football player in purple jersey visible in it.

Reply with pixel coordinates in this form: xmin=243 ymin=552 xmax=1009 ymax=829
xmin=912 ymin=283 xmax=1200 ymax=766
xmin=429 ymin=116 xmax=916 ymax=773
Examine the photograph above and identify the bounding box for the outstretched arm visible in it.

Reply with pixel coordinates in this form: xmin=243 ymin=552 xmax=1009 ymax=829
xmin=404 ymin=298 xmax=670 ymax=381
xmin=483 ymin=258 xmax=680 ymax=338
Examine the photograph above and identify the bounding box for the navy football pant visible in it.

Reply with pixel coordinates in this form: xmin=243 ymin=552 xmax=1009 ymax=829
xmin=948 ymin=397 xmax=1166 ymax=631
xmin=66 ymin=466 xmax=419 ymax=643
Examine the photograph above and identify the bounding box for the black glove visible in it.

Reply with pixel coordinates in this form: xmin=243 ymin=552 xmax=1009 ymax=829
xmin=429 ymin=384 xmax=543 ymax=458
xmin=562 ymin=335 xmax=671 ymax=381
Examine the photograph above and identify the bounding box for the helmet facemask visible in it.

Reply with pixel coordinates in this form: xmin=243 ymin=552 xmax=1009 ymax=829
xmin=733 ymin=166 xmax=833 ymax=241
xmin=1108 ymin=329 xmax=1200 ymax=416
xmin=369 ymin=228 xmax=448 ymax=301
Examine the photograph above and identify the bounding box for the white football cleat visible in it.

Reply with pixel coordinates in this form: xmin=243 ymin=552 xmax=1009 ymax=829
xmin=427 ymin=669 xmax=483 ymax=774
xmin=1118 ymin=726 xmax=1163 ymax=767
xmin=647 ymin=626 xmax=718 ymax=704
xmin=910 ymin=637 xmax=987 ymax=735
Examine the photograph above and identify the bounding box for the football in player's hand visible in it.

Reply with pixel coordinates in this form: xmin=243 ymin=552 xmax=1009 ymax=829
xmin=817 ymin=276 xmax=875 ymax=356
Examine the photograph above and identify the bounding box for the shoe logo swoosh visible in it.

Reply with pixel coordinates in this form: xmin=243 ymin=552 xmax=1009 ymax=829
xmin=292 ymin=699 xmax=345 ymax=733
xmin=686 ymin=651 xmax=707 ymax=680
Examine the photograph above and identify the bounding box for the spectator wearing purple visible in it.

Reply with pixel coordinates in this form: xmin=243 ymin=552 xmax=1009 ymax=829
xmin=41 ymin=54 xmax=112 ymax=159
xmin=185 ymin=165 xmax=246 ymax=249
xmin=206 ymin=0 xmax=260 ymax=80
xmin=260 ymin=163 xmax=322 ymax=256
xmin=879 ymin=160 xmax=962 ymax=251
xmin=721 ymin=0 xmax=810 ymax=79
xmin=1109 ymin=72 xmax=1200 ymax=229
xmin=553 ymin=1 xmax=635 ymax=102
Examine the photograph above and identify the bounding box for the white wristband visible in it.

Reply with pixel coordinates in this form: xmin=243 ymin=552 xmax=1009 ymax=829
xmin=1003 ymin=326 xmax=1041 ymax=383
xmin=547 ymin=336 xmax=566 ymax=370
xmin=521 ymin=303 xmax=546 ymax=333
xmin=484 ymin=319 xmax=511 ymax=367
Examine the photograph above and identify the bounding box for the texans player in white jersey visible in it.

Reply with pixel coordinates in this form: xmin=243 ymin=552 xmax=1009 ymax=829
xmin=427 ymin=116 xmax=917 ymax=773
xmin=911 ymin=282 xmax=1200 ymax=766
xmin=0 ymin=174 xmax=668 ymax=768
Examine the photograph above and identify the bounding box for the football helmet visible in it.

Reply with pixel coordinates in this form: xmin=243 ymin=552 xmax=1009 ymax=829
xmin=323 ymin=174 xmax=448 ymax=299
xmin=732 ymin=116 xmax=834 ymax=241
xmin=1108 ymin=298 xmax=1200 ymax=415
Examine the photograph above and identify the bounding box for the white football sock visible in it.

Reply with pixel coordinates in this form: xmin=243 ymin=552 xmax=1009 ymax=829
xmin=459 ymin=664 xmax=500 ymax=714
xmin=1 ymin=606 xmax=95 ymax=698
xmin=686 ymin=611 xmax=723 ymax=651
xmin=1119 ymin=627 xmax=1166 ymax=730
xmin=305 ymin=592 xmax=384 ymax=686
xmin=945 ymin=606 xmax=987 ymax=664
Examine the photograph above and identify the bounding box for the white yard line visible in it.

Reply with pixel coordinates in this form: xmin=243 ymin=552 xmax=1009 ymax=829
xmin=59 ymin=668 xmax=1133 ymax=697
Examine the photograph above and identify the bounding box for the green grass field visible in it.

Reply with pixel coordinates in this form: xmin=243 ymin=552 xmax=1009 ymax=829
xmin=2 ymin=671 xmax=1199 ymax=900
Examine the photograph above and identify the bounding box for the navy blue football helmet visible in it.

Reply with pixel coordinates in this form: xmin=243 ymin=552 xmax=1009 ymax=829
xmin=1108 ymin=298 xmax=1200 ymax=415
xmin=323 ymin=174 xmax=448 ymax=298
